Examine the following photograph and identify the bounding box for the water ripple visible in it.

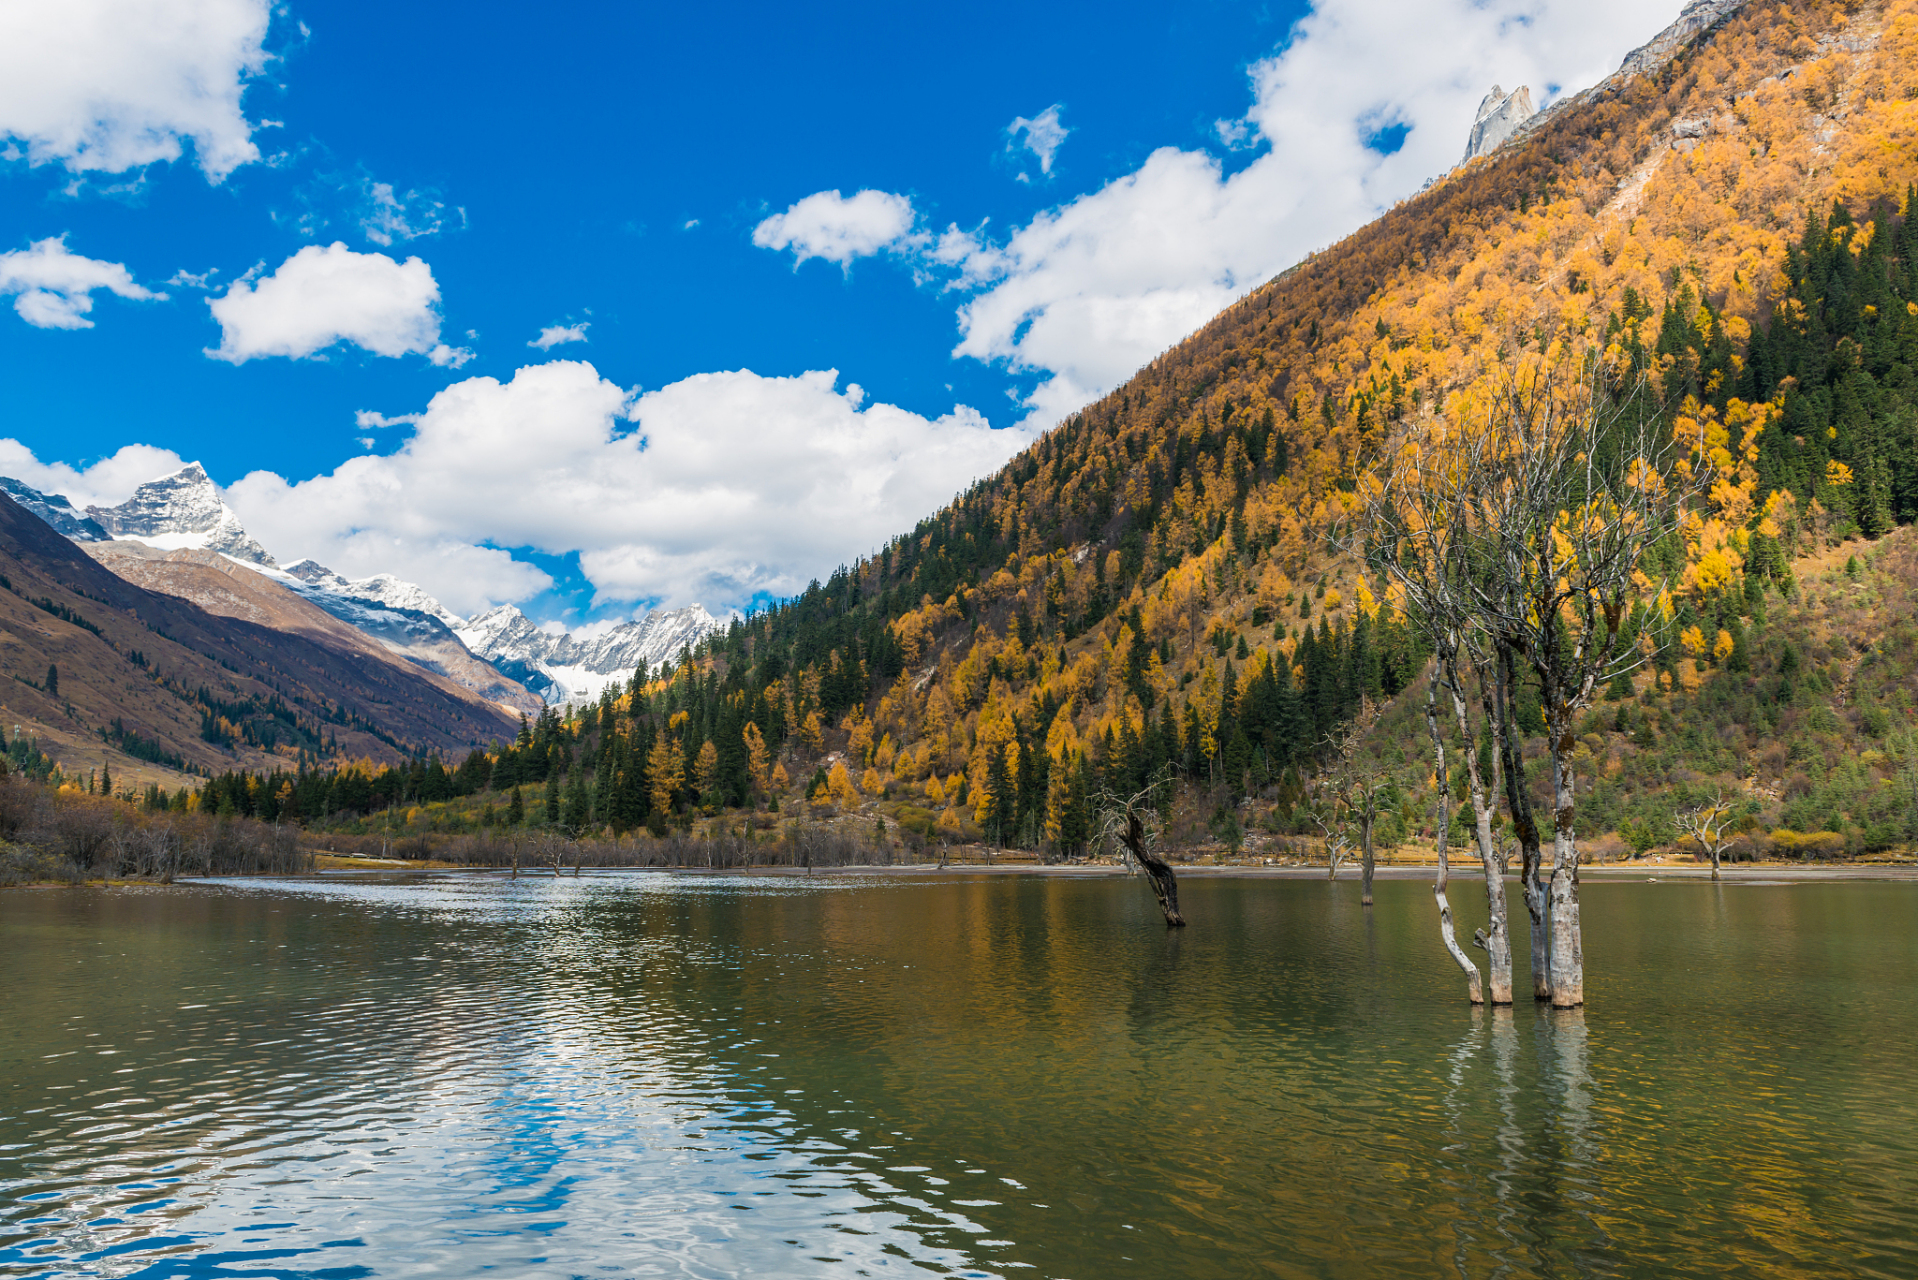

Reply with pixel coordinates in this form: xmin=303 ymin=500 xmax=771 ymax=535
xmin=2 ymin=874 xmax=1914 ymax=1278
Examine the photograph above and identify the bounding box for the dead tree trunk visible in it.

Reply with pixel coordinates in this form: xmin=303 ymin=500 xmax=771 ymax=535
xmin=1360 ymin=811 xmax=1376 ymax=907
xmin=1122 ymin=812 xmax=1185 ymax=927
xmin=1425 ymin=677 xmax=1484 ymax=1003
xmin=1545 ymin=708 xmax=1585 ymax=1008
xmin=1497 ymin=644 xmax=1552 ymax=1002
xmin=1445 ymin=646 xmax=1515 ymax=1005
xmin=1099 ymin=780 xmax=1186 ymax=927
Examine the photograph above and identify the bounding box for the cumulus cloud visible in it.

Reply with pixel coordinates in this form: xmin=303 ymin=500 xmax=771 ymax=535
xmin=1007 ymin=104 xmax=1068 ymax=177
xmin=220 ymin=359 xmax=1032 ymax=613
xmin=205 ymin=242 xmax=471 ymax=365
xmin=0 ymin=440 xmax=190 ymax=511
xmin=753 ymin=189 xmax=918 ymax=269
xmin=354 ymin=409 xmax=421 ymax=429
xmin=0 ymin=0 xmax=272 ymax=181
xmin=530 ymin=321 xmax=589 ymax=350
xmin=0 ymin=236 xmax=164 ymax=329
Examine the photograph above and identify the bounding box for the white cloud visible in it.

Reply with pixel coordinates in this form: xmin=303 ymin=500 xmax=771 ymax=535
xmin=897 ymin=0 xmax=1677 ymax=427
xmin=0 ymin=440 xmax=189 ymax=511
xmin=0 ymin=236 xmax=163 ymax=329
xmin=753 ymin=189 xmax=918 ymax=269
xmin=205 ymin=242 xmax=469 ymax=364
xmin=1007 ymin=104 xmax=1068 ymax=176
xmin=0 ymin=0 xmax=272 ymax=181
xmin=221 ymin=359 xmax=1033 ymax=613
xmin=354 ymin=410 xmax=420 ymax=429
xmin=530 ymin=322 xmax=589 ymax=350
xmin=359 ymin=179 xmax=449 ymax=246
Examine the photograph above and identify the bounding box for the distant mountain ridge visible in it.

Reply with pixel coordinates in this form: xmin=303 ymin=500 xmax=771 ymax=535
xmin=0 ymin=464 xmax=728 ymax=709
xmin=0 ymin=488 xmax=524 ymax=779
xmin=0 ymin=478 xmax=109 ymax=542
xmin=457 ymin=603 xmax=727 ymax=706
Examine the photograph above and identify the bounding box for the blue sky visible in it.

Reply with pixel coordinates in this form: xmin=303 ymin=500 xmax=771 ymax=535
xmin=0 ymin=0 xmax=1675 ymax=624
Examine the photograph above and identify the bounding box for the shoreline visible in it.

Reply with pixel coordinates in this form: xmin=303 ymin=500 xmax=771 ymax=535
xmin=11 ymin=862 xmax=1918 ymax=889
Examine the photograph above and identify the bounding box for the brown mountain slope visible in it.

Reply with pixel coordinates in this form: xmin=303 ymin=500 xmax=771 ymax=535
xmin=0 ymin=494 xmax=519 ymax=784
xmin=83 ymin=542 xmax=539 ymax=719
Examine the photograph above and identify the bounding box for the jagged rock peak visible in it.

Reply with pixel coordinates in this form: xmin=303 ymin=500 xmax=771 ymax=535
xmin=86 ymin=462 xmax=278 ymax=568
xmin=1464 ymin=84 xmax=1536 ymax=162
xmin=0 ymin=477 xmax=109 ymax=542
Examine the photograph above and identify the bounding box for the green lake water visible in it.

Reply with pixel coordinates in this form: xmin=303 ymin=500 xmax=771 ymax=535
xmin=2 ymin=871 xmax=1914 ymax=1279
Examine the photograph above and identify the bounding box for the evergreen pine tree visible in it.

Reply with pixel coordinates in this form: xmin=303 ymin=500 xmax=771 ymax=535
xmin=544 ymin=769 xmax=560 ymax=824
xmin=508 ymin=785 xmax=524 ymax=825
xmin=564 ymin=766 xmax=588 ymax=832
xmin=45 ymin=664 xmax=57 ymax=696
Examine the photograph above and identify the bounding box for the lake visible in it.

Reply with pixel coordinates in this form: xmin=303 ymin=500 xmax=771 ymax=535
xmin=2 ymin=871 xmax=1914 ymax=1279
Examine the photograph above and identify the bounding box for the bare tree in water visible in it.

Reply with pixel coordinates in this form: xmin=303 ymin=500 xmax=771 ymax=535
xmin=1676 ymin=791 xmax=1739 ymax=881
xmin=1453 ymin=355 xmax=1703 ymax=1006
xmin=1421 ymin=674 xmax=1485 ymax=1004
xmin=1307 ymin=804 xmax=1350 ymax=882
xmin=1315 ymin=699 xmax=1389 ymax=907
xmin=1362 ymin=423 xmax=1519 ymax=1003
xmin=1366 ymin=349 xmax=1706 ymax=1006
xmin=1095 ymin=777 xmax=1185 ymax=927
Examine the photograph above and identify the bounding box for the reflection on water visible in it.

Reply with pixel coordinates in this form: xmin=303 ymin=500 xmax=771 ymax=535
xmin=2 ymin=873 xmax=1915 ymax=1278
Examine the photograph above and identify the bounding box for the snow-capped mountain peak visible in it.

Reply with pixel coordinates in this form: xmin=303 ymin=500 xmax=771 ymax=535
xmin=86 ymin=462 xmax=277 ymax=567
xmin=457 ymin=603 xmax=727 ymax=706
xmin=282 ymin=560 xmax=466 ymax=630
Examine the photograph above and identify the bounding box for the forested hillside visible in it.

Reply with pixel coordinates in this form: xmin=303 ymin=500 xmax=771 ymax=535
xmin=171 ymin=0 xmax=1918 ymax=858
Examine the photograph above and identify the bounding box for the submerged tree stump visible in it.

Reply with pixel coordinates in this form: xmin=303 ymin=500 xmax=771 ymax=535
xmin=1121 ymin=811 xmax=1185 ymax=928
xmin=1099 ymin=779 xmax=1185 ymax=928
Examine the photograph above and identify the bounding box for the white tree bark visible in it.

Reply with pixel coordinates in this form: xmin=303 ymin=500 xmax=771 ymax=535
xmin=1446 ymin=646 xmax=1514 ymax=1005
xmin=1546 ymin=711 xmax=1584 ymax=1008
xmin=1425 ymin=677 xmax=1484 ymax=1003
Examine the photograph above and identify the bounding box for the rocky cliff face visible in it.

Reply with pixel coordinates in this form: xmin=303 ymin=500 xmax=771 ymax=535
xmin=457 ymin=603 xmax=727 ymax=706
xmin=1463 ymin=84 xmax=1536 ymax=162
xmin=1504 ymin=0 xmax=1752 ymax=151
xmin=85 ymin=463 xmax=278 ymax=567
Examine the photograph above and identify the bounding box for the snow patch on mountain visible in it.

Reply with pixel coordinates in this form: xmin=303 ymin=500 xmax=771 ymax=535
xmin=458 ymin=603 xmax=728 ymax=706
xmin=281 ymin=560 xmax=467 ymax=630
